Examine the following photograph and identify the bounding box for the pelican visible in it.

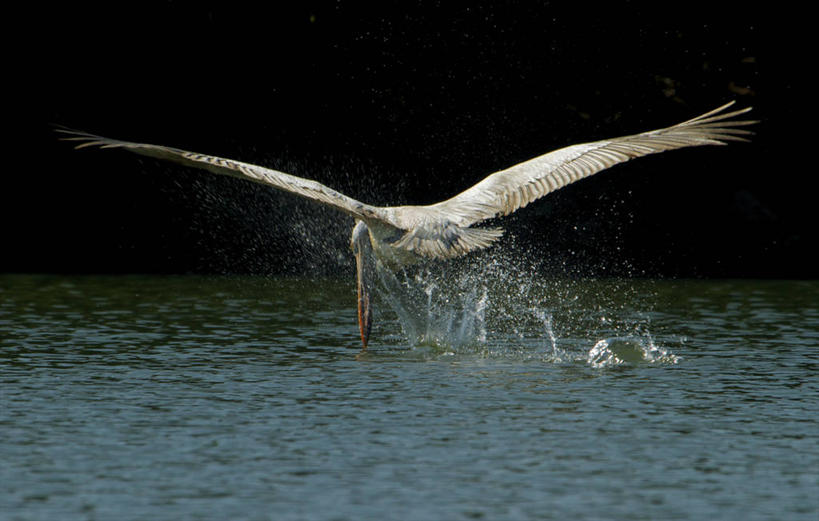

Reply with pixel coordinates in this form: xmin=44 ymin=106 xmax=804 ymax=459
xmin=58 ymin=101 xmax=754 ymax=350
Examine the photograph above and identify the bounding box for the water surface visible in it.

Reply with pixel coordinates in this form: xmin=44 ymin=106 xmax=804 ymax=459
xmin=1 ymin=274 xmax=817 ymax=520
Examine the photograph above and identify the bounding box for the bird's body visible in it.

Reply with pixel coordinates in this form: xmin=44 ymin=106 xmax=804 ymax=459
xmin=59 ymin=101 xmax=755 ymax=349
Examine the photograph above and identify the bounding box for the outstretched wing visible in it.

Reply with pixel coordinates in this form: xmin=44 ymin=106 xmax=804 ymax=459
xmin=426 ymin=101 xmax=755 ymax=227
xmin=57 ymin=102 xmax=755 ymax=262
xmin=56 ymin=128 xmax=392 ymax=226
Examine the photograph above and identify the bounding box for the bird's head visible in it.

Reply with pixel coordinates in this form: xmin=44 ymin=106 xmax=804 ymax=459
xmin=350 ymin=221 xmax=374 ymax=351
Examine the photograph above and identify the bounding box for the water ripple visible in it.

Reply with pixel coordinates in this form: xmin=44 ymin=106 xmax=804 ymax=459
xmin=1 ymin=275 xmax=817 ymax=520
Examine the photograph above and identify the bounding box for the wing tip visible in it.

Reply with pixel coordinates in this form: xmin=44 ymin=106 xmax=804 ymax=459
xmin=680 ymin=100 xmax=754 ymax=127
xmin=54 ymin=126 xmax=106 ymax=149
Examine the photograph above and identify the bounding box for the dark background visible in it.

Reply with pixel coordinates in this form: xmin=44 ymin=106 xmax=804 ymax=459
xmin=7 ymin=2 xmax=810 ymax=278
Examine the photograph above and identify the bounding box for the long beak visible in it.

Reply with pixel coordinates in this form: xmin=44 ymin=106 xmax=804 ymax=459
xmin=355 ymin=250 xmax=373 ymax=350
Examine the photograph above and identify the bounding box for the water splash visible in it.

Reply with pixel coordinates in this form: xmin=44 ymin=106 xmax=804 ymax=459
xmin=371 ymin=245 xmax=679 ymax=366
xmin=587 ymin=336 xmax=680 ymax=368
xmin=374 ymin=260 xmax=489 ymax=348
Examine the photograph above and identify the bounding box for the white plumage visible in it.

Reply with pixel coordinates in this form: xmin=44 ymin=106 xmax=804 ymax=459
xmin=59 ymin=101 xmax=755 ymax=348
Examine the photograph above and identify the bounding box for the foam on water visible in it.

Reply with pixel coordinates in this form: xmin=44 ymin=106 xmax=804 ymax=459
xmin=372 ymin=246 xmax=678 ymax=366
xmin=587 ymin=336 xmax=680 ymax=368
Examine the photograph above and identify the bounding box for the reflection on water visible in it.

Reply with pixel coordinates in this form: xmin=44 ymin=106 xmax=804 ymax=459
xmin=1 ymin=274 xmax=817 ymax=520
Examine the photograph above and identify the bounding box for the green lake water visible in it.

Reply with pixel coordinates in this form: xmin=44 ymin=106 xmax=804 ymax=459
xmin=1 ymin=274 xmax=817 ymax=520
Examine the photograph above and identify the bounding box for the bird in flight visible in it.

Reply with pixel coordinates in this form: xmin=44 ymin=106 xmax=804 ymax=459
xmin=58 ymin=101 xmax=754 ymax=350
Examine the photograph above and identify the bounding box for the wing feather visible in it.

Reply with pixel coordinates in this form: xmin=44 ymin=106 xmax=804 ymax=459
xmin=427 ymin=101 xmax=755 ymax=226
xmin=56 ymin=128 xmax=391 ymax=226
xmin=56 ymin=102 xmax=754 ymax=263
